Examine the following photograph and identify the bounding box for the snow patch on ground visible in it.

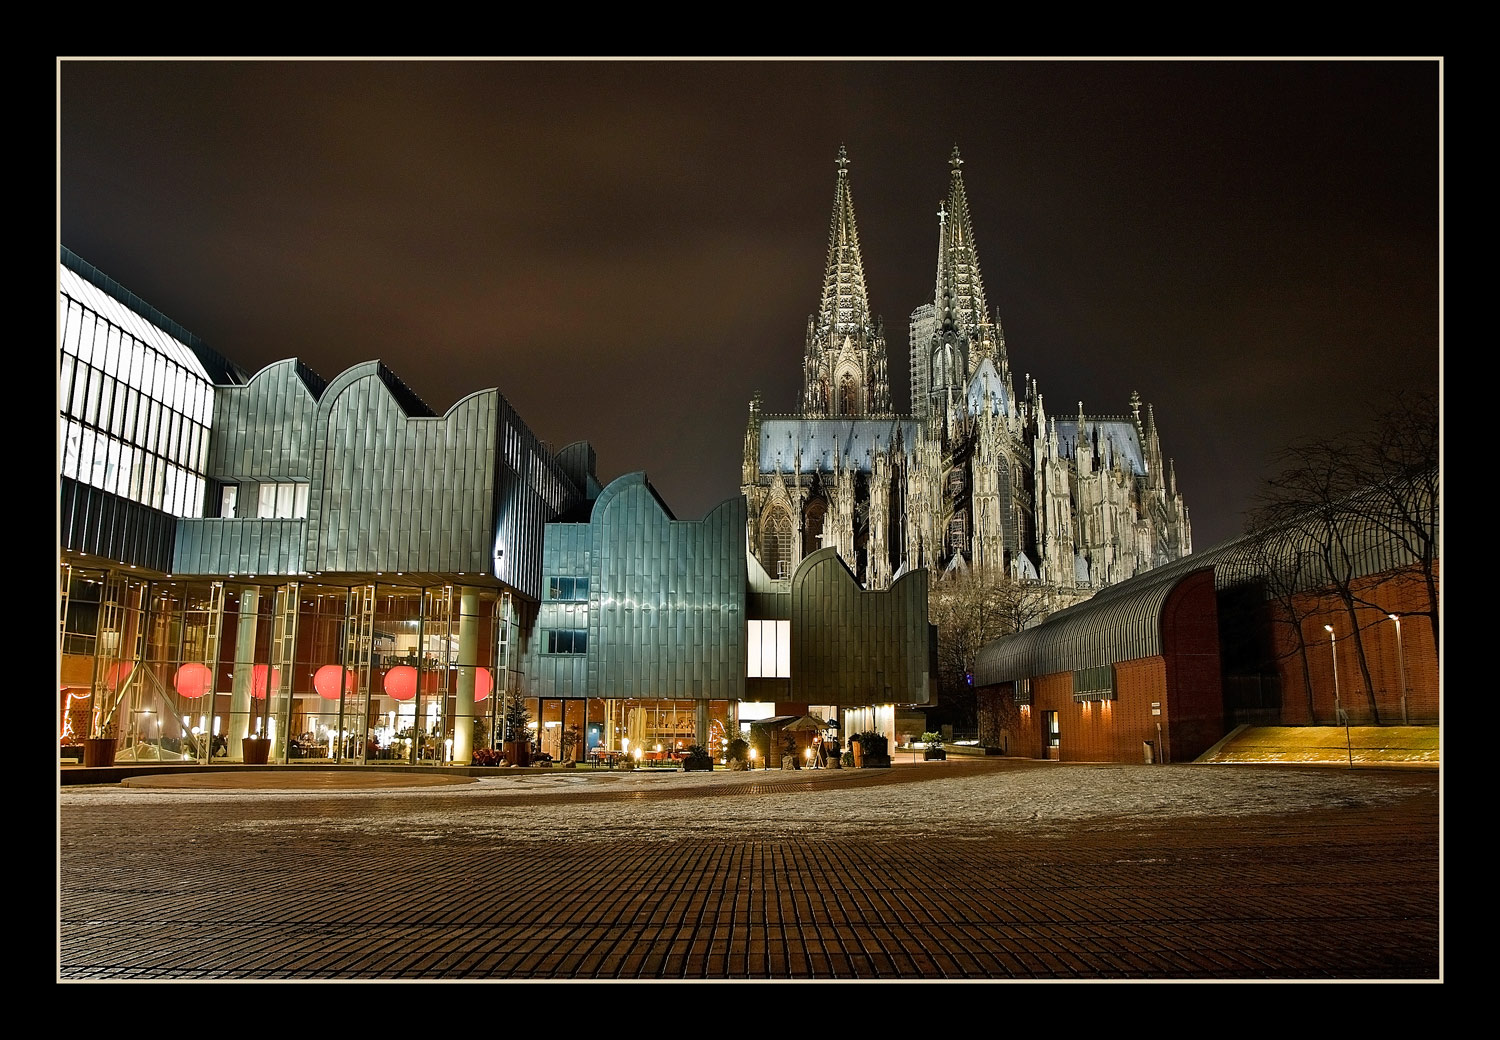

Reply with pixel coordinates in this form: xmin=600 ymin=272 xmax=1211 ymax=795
xmin=59 ymin=765 xmax=1428 ymax=842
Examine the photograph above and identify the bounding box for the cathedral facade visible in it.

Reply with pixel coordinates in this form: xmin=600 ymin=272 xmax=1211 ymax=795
xmin=743 ymin=146 xmax=1193 ymax=598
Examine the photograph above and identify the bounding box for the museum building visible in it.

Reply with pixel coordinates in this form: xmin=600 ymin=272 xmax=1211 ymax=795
xmin=59 ymin=246 xmax=933 ymax=767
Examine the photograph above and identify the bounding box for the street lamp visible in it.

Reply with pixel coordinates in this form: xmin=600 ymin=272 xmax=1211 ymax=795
xmin=1324 ymin=625 xmax=1343 ymax=722
xmin=1390 ymin=614 xmax=1410 ymax=725
xmin=1325 ymin=624 xmax=1352 ymax=769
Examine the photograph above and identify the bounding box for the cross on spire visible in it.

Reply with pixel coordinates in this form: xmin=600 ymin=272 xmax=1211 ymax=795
xmin=949 ymin=145 xmax=964 ymax=172
xmin=836 ymin=145 xmax=849 ymax=172
xmin=937 ymin=202 xmax=948 ymax=226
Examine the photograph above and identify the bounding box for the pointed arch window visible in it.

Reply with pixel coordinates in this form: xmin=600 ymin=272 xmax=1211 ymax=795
xmin=762 ymin=508 xmax=793 ymax=579
xmin=802 ymin=497 xmax=827 ymax=558
xmin=839 ymin=373 xmax=859 ymax=416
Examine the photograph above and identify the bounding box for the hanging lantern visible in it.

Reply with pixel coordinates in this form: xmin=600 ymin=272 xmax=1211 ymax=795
xmin=384 ymin=664 xmax=417 ymax=701
xmin=473 ymin=667 xmax=493 ymax=703
xmin=314 ymin=665 xmax=357 ymax=700
xmin=173 ymin=662 xmax=213 ymax=700
xmin=250 ymin=663 xmax=281 ymax=700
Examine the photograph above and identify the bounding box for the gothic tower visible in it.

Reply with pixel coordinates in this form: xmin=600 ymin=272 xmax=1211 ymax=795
xmin=803 ymin=146 xmax=891 ymax=418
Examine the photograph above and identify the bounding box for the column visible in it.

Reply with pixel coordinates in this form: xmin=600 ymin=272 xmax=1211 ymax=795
xmin=453 ymin=585 xmax=480 ymax=764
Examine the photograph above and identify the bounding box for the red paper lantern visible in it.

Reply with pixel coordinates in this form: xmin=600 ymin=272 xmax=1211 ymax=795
xmin=173 ymin=662 xmax=213 ymax=699
xmin=314 ymin=664 xmax=357 ymax=700
xmin=472 ymin=667 xmax=493 ymax=703
xmin=383 ymin=664 xmax=417 ymax=701
xmin=250 ymin=663 xmax=281 ymax=700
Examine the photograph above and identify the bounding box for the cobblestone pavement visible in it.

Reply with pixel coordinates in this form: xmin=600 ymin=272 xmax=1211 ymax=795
xmin=58 ymin=760 xmax=1441 ymax=981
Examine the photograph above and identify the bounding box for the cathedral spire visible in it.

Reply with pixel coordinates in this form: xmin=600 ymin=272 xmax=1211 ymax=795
xmin=803 ymin=146 xmax=890 ymax=417
xmin=937 ymin=145 xmax=1003 ymax=372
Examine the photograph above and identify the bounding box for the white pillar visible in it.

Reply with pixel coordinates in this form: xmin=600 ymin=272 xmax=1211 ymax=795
xmin=453 ymin=586 xmax=479 ymax=763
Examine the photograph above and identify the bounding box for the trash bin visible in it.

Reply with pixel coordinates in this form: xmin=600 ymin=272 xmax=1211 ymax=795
xmin=1143 ymin=740 xmax=1155 ymax=765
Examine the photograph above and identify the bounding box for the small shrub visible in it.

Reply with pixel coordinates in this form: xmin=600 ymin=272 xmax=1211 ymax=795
xmin=727 ymin=737 xmax=750 ymax=763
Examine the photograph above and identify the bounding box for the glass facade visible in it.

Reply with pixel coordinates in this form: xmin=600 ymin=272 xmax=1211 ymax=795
xmin=60 ymin=567 xmax=511 ymax=765
xmin=58 ymin=265 xmax=214 ymax=518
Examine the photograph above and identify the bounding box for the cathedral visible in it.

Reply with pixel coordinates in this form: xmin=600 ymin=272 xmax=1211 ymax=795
xmin=742 ymin=146 xmax=1193 ymax=597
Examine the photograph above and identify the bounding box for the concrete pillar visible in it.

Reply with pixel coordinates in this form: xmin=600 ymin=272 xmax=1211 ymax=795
xmin=230 ymin=586 xmax=259 ymax=758
xmin=453 ymin=586 xmax=479 ymax=763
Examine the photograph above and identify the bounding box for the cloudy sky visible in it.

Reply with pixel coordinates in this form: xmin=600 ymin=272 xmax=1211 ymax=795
xmin=58 ymin=59 xmax=1440 ymax=550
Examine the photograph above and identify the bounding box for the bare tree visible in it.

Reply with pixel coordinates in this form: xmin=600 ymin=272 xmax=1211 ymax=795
xmin=929 ymin=568 xmax=1048 ymax=734
xmin=1248 ymin=390 xmax=1440 ymax=724
xmin=1351 ymin=391 xmax=1440 ymax=651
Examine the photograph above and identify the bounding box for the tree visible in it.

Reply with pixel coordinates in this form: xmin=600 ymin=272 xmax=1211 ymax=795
xmin=928 ymin=567 xmax=1048 ymax=735
xmin=1248 ymin=390 xmax=1439 ymax=724
xmin=501 ymin=687 xmax=531 ymax=746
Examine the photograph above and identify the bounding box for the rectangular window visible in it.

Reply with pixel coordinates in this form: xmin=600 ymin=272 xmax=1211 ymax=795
xmin=61 ymin=299 xmax=82 ymax=358
xmin=547 ymin=576 xmax=589 ymax=601
xmin=59 ymin=352 xmax=75 ymax=413
xmin=62 ymin=421 xmax=81 ymax=480
xmin=76 ymin=311 xmax=95 ymax=365
xmin=1072 ymin=665 xmax=1116 ymax=702
xmin=256 ymin=481 xmax=308 ymax=519
xmin=221 ymin=485 xmax=238 ymax=518
xmin=103 ymin=323 xmax=121 ymax=377
xmin=84 ymin=367 xmax=102 ymax=426
xmin=546 ymin=629 xmax=588 ymax=654
xmin=747 ymin=620 xmax=791 ymax=678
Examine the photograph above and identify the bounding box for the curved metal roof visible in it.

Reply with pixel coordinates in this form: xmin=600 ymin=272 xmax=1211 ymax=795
xmin=975 ymin=560 xmax=1216 ymax=683
xmin=975 ymin=477 xmax=1437 ymax=685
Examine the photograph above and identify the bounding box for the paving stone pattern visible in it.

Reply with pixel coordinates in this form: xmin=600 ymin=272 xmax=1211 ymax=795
xmin=58 ymin=761 xmax=1439 ymax=980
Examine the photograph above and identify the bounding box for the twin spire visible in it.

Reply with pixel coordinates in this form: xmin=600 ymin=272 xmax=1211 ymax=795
xmin=803 ymin=144 xmax=1004 ymax=421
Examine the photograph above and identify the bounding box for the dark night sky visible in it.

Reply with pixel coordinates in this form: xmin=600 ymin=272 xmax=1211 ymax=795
xmin=58 ymin=59 xmax=1440 ymax=551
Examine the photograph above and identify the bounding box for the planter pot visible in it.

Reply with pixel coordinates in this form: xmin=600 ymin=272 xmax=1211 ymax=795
xmin=242 ymin=737 xmax=270 ymax=765
xmin=924 ymin=748 xmax=947 ymax=761
xmin=504 ymin=741 xmax=530 ymax=767
xmin=83 ymin=737 xmax=116 ymax=768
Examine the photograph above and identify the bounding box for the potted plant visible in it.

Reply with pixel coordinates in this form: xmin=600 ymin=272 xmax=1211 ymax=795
xmin=780 ymin=731 xmax=799 ymax=770
xmin=501 ymin=689 xmax=531 ymax=767
xmin=560 ymin=725 xmax=581 ymax=768
xmin=83 ymin=720 xmax=117 ymax=768
xmin=921 ymin=731 xmax=947 ymax=761
xmin=681 ymin=743 xmax=714 ymax=771
xmin=854 ymin=731 xmax=891 ymax=768
xmin=242 ymin=731 xmax=271 ymax=764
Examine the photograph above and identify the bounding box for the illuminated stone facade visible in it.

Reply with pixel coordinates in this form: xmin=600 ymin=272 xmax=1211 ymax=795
xmin=744 ymin=147 xmax=1194 ymax=599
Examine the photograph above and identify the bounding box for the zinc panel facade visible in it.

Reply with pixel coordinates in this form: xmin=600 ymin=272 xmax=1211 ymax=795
xmin=790 ymin=547 xmax=932 ymax=705
xmin=586 ymin=476 xmax=746 ymax=701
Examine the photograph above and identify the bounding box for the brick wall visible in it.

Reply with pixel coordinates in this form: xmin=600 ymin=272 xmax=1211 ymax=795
xmin=1272 ymin=564 xmax=1438 ymax=726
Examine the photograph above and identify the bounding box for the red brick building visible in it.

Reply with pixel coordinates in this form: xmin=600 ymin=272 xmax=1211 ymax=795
xmin=974 ymin=486 xmax=1438 ymax=762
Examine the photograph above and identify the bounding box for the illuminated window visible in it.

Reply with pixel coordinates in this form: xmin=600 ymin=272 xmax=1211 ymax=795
xmin=257 ymin=482 xmax=309 ymax=519
xmin=747 ymin=620 xmax=791 ymax=678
